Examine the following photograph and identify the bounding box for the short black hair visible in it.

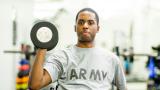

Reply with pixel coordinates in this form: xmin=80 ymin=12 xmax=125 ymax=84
xmin=75 ymin=8 xmax=99 ymax=25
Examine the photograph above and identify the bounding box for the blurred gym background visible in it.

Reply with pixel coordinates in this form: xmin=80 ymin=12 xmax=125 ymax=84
xmin=0 ymin=0 xmax=160 ymax=90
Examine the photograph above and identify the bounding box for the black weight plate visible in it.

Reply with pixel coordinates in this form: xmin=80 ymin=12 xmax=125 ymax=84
xmin=30 ymin=21 xmax=58 ymax=51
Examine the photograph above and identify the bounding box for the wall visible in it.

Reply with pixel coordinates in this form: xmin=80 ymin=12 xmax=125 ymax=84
xmin=0 ymin=0 xmax=33 ymax=89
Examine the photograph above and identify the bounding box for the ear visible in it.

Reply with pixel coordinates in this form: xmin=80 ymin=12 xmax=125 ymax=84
xmin=97 ymin=25 xmax=100 ymax=33
xmin=74 ymin=25 xmax=76 ymax=32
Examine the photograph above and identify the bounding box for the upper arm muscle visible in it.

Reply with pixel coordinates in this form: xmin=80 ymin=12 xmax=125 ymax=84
xmin=41 ymin=69 xmax=52 ymax=88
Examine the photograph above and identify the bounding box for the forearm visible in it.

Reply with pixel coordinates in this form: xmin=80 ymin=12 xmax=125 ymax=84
xmin=29 ymin=49 xmax=47 ymax=89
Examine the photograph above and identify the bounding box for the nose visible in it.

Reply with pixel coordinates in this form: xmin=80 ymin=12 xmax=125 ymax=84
xmin=83 ymin=22 xmax=88 ymax=29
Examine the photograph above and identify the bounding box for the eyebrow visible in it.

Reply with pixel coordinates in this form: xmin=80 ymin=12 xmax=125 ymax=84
xmin=78 ymin=19 xmax=96 ymax=21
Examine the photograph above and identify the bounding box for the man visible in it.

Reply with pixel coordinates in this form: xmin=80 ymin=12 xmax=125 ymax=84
xmin=29 ymin=8 xmax=127 ymax=90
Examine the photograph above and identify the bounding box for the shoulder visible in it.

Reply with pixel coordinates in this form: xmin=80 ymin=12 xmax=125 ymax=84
xmin=96 ymin=47 xmax=120 ymax=64
xmin=95 ymin=47 xmax=117 ymax=57
xmin=46 ymin=45 xmax=74 ymax=57
xmin=44 ymin=46 xmax=74 ymax=66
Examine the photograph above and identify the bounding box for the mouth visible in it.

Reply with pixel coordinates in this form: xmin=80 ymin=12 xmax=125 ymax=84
xmin=82 ymin=32 xmax=90 ymax=36
xmin=82 ymin=29 xmax=90 ymax=34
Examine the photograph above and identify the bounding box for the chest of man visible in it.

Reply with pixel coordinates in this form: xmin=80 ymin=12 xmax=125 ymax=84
xmin=61 ymin=52 xmax=115 ymax=83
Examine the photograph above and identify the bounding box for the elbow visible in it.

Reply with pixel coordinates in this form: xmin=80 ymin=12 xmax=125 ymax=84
xmin=28 ymin=80 xmax=41 ymax=90
xmin=28 ymin=83 xmax=41 ymax=90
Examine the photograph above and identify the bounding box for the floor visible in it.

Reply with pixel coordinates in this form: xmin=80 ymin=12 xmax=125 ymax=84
xmin=127 ymin=82 xmax=147 ymax=90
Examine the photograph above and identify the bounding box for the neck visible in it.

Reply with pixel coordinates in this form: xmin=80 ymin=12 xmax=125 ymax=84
xmin=76 ymin=41 xmax=95 ymax=48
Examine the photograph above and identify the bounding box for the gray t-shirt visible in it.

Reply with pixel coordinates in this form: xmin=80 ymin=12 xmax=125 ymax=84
xmin=44 ymin=45 xmax=126 ymax=90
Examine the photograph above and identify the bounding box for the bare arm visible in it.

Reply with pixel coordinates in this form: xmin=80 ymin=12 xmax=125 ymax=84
xmin=28 ymin=49 xmax=52 ymax=90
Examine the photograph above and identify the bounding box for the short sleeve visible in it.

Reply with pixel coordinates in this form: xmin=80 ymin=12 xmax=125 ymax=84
xmin=112 ymin=56 xmax=127 ymax=90
xmin=43 ymin=50 xmax=67 ymax=82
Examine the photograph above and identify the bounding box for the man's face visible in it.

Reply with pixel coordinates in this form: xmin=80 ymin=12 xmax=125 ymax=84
xmin=75 ymin=11 xmax=99 ymax=42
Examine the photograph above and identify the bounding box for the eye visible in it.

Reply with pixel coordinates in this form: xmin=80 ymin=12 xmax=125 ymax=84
xmin=78 ymin=20 xmax=85 ymax=25
xmin=88 ymin=20 xmax=95 ymax=25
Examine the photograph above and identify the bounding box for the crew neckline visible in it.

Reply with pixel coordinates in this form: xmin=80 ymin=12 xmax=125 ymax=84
xmin=74 ymin=45 xmax=96 ymax=50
